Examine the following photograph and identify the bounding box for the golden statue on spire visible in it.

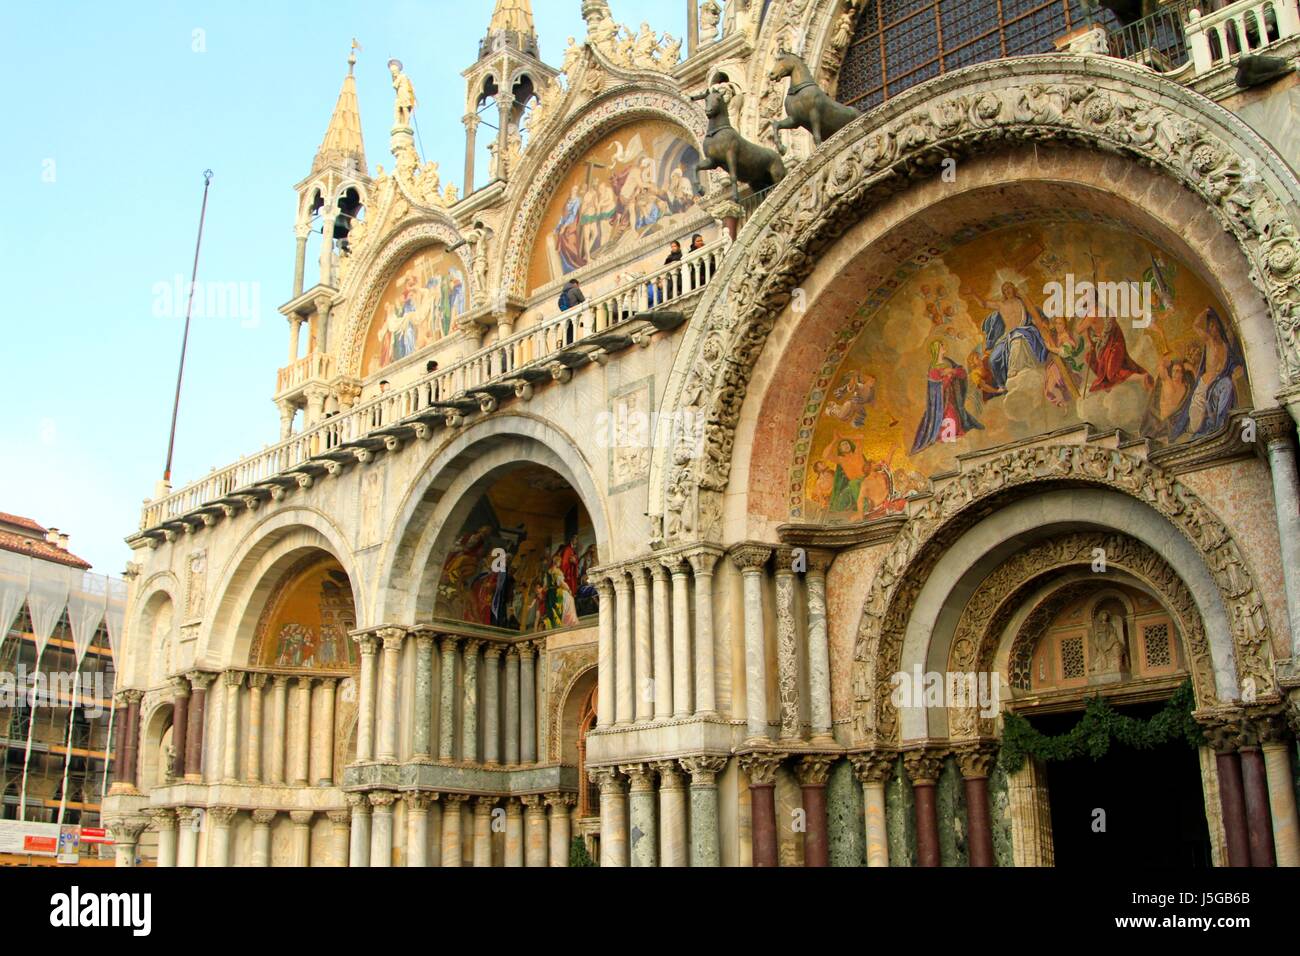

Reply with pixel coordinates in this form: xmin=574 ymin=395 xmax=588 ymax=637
xmin=388 ymin=58 xmax=417 ymax=128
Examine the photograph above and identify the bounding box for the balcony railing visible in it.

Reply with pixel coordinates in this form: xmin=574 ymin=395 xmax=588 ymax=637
xmin=276 ymin=351 xmax=334 ymax=395
xmin=1106 ymin=0 xmax=1300 ymax=75
xmin=1106 ymin=0 xmax=1198 ymax=71
xmin=139 ymin=236 xmax=730 ymax=532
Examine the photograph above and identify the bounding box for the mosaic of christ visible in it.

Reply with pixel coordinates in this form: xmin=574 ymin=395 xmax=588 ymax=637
xmin=361 ymin=247 xmax=467 ymax=377
xmin=795 ymin=220 xmax=1248 ymax=524
xmin=528 ymin=120 xmax=703 ymax=291
xmin=433 ymin=466 xmax=599 ymax=633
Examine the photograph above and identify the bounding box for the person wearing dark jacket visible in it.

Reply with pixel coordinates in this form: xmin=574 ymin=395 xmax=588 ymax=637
xmin=558 ymin=279 xmax=586 ymax=311
xmin=660 ymin=240 xmax=683 ymax=302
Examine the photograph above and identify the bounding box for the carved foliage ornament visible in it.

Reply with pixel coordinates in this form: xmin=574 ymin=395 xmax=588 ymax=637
xmin=850 ymin=444 xmax=1275 ymax=746
xmin=660 ymin=59 xmax=1300 ymax=541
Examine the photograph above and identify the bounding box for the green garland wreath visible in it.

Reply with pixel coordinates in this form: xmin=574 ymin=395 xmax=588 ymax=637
xmin=998 ymin=680 xmax=1203 ymax=773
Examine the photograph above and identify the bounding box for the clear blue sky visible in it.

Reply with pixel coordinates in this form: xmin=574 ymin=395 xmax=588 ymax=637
xmin=0 ymin=1 xmax=686 ymax=574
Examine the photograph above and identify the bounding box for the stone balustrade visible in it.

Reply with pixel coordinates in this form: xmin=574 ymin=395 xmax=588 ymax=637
xmin=1187 ymin=0 xmax=1300 ymax=73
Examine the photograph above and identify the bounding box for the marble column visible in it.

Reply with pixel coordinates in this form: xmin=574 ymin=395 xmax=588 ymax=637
xmin=107 ymin=817 xmax=146 ymax=869
xmin=688 ymin=550 xmax=720 ymax=716
xmin=405 ymin=793 xmax=432 ymax=867
xmin=354 ymin=634 xmax=379 ymax=762
xmin=523 ymin=794 xmax=549 ymax=866
xmin=680 ymin=755 xmax=727 ymax=867
xmin=774 ymin=549 xmax=801 ymax=741
xmin=473 ymin=798 xmax=495 ymax=867
xmin=169 ymin=678 xmax=190 ymax=780
xmin=805 ymin=550 xmax=835 ymax=743
xmin=368 ymin=791 xmax=397 ymax=867
xmin=904 ymin=749 xmax=944 ymax=868
xmin=314 ymin=678 xmax=337 ymax=786
xmin=730 ymin=546 xmax=772 ymax=742
xmin=664 ymin=557 xmax=693 ymax=718
xmin=596 ymin=578 xmax=615 ymax=728
xmin=592 ymin=768 xmax=628 ymax=867
xmin=1208 ymin=721 xmax=1253 ymax=866
xmin=1263 ymin=424 xmax=1300 ymax=657
xmin=547 ymin=793 xmax=574 ymax=867
xmin=850 ymin=751 xmax=895 ymax=867
xmin=176 ymin=808 xmax=199 ymax=868
xmin=621 ymin=764 xmax=658 ymax=867
xmin=650 ymin=563 xmax=673 ymax=719
xmin=441 ymin=794 xmax=467 ymax=867
xmin=184 ymin=672 xmax=215 ymax=780
xmin=122 ymin=690 xmax=143 ymax=787
xmin=613 ymin=572 xmax=634 ymax=725
xmin=412 ymin=631 xmax=436 ymax=761
xmin=292 ymin=676 xmax=313 ymax=785
xmin=151 ymin=809 xmax=179 ymax=868
xmin=457 ymin=639 xmax=479 ymax=762
xmin=245 ymin=673 xmax=268 ymax=783
xmin=378 ymin=628 xmax=405 ymax=762
xmin=797 ymin=755 xmax=834 ymax=867
xmin=520 ymin=641 xmax=538 ymax=763
xmin=483 ymin=644 xmax=502 ymax=765
xmin=739 ymin=752 xmax=784 ymax=867
xmin=250 ymin=809 xmax=276 ymax=867
xmin=1240 ymin=739 xmax=1277 ymax=867
xmin=957 ymin=744 xmax=997 ymax=867
xmin=631 ymin=565 xmax=654 ymax=721
xmin=504 ymin=800 xmax=525 ymax=867
xmin=438 ymin=635 xmax=459 ymax=761
xmin=206 ymin=807 xmax=238 ymax=867
xmin=504 ymin=646 xmax=521 ymax=765
xmin=1259 ymin=714 xmax=1300 ymax=866
xmin=221 ymin=671 xmax=242 ymax=783
xmin=651 ymin=760 xmax=688 ymax=867
xmin=347 ymin=793 xmax=371 ymax=868
xmin=328 ymin=809 xmax=351 ymax=867
xmin=290 ymin=811 xmax=314 ymax=867
xmin=269 ymin=675 xmax=290 ymax=784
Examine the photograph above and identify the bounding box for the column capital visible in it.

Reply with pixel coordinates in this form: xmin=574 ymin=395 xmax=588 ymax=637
xmin=588 ymin=766 xmax=623 ymax=794
xmin=246 ymin=672 xmax=270 ymax=690
xmin=593 ymin=575 xmax=615 ymax=598
xmin=443 ymin=793 xmax=471 ymax=807
xmin=1198 ymin=710 xmax=1247 ymax=753
xmin=650 ymin=760 xmax=685 ymax=788
xmin=462 ymin=637 xmax=483 ymax=656
xmin=902 ymin=747 xmax=947 ymax=785
xmin=354 ymin=632 xmax=380 ymax=656
xmin=185 ymin=671 xmax=217 ymax=690
xmin=738 ymin=751 xmax=788 ymax=787
xmin=272 ymin=674 xmax=293 ymax=689
xmin=659 ymin=553 xmax=690 ymax=575
xmin=143 ymin=808 xmax=178 ymax=832
xmin=794 ymin=753 xmax=837 ymax=788
xmin=1254 ymin=405 xmax=1296 ymax=447
xmin=317 ymin=676 xmax=339 ymax=690
xmin=953 ymin=741 xmax=998 ymax=779
xmin=610 ymin=571 xmax=632 ymax=594
xmin=250 ymin=809 xmax=278 ymax=826
xmin=649 ymin=560 xmax=671 ymax=582
xmin=729 ymin=543 xmax=772 ymax=573
xmin=223 ymin=670 xmax=244 ymax=689
xmin=104 ymin=815 xmax=148 ymax=844
xmin=176 ymin=807 xmax=203 ymax=829
xmin=848 ymin=749 xmax=897 ymax=784
xmin=804 ymin=548 xmax=835 ymax=575
xmin=207 ymin=806 xmax=240 ymax=827
xmin=295 ymin=674 xmax=315 ymax=690
xmin=504 ymin=797 xmax=524 ymax=816
xmin=440 ymin=633 xmax=460 ymax=654
xmin=520 ymin=794 xmax=545 ymax=810
xmin=378 ymin=627 xmax=407 ymax=652
xmin=686 ymin=547 xmax=723 ymax=576
xmin=414 ymin=630 xmax=436 ymax=651
xmin=169 ymin=676 xmax=191 ymax=698
xmin=289 ymin=810 xmax=315 ymax=826
xmin=679 ymin=754 xmax=728 ymax=786
xmin=345 ymin=792 xmax=371 ymax=812
xmin=545 ymin=792 xmax=577 ymax=810
xmin=326 ymin=809 xmax=351 ymax=826
xmin=505 ymin=643 xmax=521 ymax=661
xmin=403 ymin=792 xmax=434 ymax=813
xmin=368 ymin=791 xmax=399 ymax=810
xmin=483 ymin=641 xmax=505 ymax=661
xmin=474 ymin=796 xmax=498 ymax=813
xmin=124 ymin=688 xmax=146 ymax=705
xmin=518 ymin=640 xmax=538 ymax=661
xmin=618 ymin=763 xmax=656 ymax=792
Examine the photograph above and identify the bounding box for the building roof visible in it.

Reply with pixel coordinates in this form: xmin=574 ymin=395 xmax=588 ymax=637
xmin=0 ymin=512 xmax=92 ymax=571
xmin=314 ymin=49 xmax=367 ymax=175
xmin=490 ymin=0 xmax=535 ymax=36
xmin=0 ymin=512 xmax=47 ymax=534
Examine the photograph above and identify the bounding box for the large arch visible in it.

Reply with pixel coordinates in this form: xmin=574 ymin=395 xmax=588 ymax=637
xmin=850 ymin=446 xmax=1278 ymax=746
xmin=653 ymin=54 xmax=1300 ymax=541
xmin=127 ymin=572 xmax=179 ymax=689
xmin=372 ymin=412 xmax=612 ymax=625
xmin=198 ymin=507 xmax=365 ymax=667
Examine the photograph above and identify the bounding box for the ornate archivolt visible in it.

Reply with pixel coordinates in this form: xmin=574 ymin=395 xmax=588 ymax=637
xmin=338 ymin=215 xmax=473 ymax=379
xmin=495 ymin=85 xmax=708 ymax=301
xmin=943 ymin=532 xmax=1216 ymax=742
xmin=850 ymin=445 xmax=1277 ymax=746
xmin=655 ymin=54 xmax=1300 ymax=545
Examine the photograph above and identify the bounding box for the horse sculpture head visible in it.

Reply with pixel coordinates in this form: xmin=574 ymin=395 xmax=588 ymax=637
xmin=769 ymin=49 xmax=807 ymax=82
xmin=692 ymin=86 xmax=731 ymax=121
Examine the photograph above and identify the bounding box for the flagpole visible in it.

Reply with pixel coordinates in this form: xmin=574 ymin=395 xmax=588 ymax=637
xmin=162 ymin=170 xmax=214 ymax=485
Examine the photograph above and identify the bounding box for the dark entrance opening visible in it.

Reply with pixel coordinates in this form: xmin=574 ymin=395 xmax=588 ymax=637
xmin=1033 ymin=700 xmax=1212 ymax=866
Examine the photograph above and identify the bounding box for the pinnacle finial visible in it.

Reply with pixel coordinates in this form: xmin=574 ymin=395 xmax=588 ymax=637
xmin=349 ymin=37 xmax=361 ymax=74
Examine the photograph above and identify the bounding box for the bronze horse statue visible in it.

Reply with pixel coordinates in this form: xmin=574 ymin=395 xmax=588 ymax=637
xmin=769 ymin=50 xmax=859 ymax=155
xmin=691 ymin=87 xmax=787 ymax=202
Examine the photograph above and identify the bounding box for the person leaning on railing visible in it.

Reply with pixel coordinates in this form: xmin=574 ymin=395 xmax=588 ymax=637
xmin=655 ymin=240 xmax=683 ymax=305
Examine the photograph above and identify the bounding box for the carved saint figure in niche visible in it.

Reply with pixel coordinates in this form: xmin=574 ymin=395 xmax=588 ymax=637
xmin=1089 ymin=609 xmax=1129 ymax=675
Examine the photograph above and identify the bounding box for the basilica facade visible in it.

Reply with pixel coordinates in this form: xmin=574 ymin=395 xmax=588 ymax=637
xmin=103 ymin=0 xmax=1300 ymax=867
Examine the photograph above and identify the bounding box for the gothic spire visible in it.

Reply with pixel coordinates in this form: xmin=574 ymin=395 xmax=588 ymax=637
xmin=314 ymin=40 xmax=368 ymax=176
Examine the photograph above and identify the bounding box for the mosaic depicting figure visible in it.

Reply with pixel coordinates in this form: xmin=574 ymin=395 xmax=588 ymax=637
xmin=796 ymin=221 xmax=1248 ymax=524
xmin=362 ymin=247 xmax=467 ymax=376
xmin=530 ymin=120 xmax=703 ymax=290
xmin=253 ymin=562 xmax=358 ymax=670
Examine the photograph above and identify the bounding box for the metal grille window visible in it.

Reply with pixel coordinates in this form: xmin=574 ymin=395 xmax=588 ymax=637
xmin=838 ymin=0 xmax=1119 ymax=112
xmin=1143 ymin=622 xmax=1172 ymax=668
xmin=1060 ymin=635 xmax=1086 ymax=680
